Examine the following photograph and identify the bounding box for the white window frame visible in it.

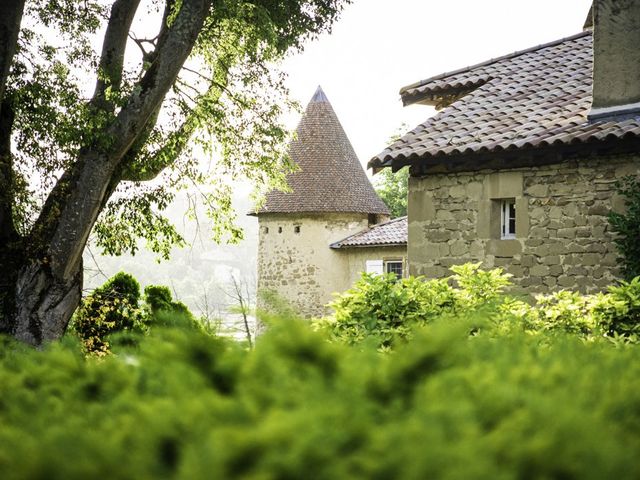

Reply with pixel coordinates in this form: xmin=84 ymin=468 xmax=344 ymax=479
xmin=500 ymin=199 xmax=516 ymax=240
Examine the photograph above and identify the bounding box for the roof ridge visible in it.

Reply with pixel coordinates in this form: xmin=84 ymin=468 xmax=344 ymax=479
xmin=400 ymin=30 xmax=590 ymax=95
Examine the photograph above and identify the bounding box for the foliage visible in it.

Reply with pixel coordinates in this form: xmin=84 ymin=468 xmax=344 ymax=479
xmin=143 ymin=284 xmax=201 ymax=330
xmin=609 ymin=175 xmax=640 ymax=280
xmin=8 ymin=0 xmax=352 ymax=252
xmin=71 ymin=272 xmax=147 ymax=355
xmin=71 ymin=272 xmax=201 ymax=354
xmin=512 ymin=278 xmax=640 ymax=343
xmin=1 ymin=318 xmax=640 ymax=478
xmin=324 ymin=263 xmax=640 ymax=348
xmin=374 ymin=167 xmax=408 ymax=218
xmin=604 ymin=277 xmax=640 ymax=337
xmin=323 ymin=263 xmax=510 ymax=349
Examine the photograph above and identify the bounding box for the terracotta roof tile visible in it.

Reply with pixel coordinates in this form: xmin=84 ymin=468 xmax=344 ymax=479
xmin=370 ymin=32 xmax=640 ymax=169
xmin=330 ymin=216 xmax=407 ymax=249
xmin=259 ymin=87 xmax=389 ymax=215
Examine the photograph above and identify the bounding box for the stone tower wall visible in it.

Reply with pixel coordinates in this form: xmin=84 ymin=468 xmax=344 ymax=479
xmin=257 ymin=213 xmax=369 ymax=318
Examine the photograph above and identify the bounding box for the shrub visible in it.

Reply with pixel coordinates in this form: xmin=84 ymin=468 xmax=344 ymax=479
xmin=144 ymin=285 xmax=200 ymax=330
xmin=71 ymin=272 xmax=147 ymax=355
xmin=323 ymin=263 xmax=511 ymax=348
xmin=325 ymin=263 xmax=640 ymax=347
xmin=1 ymin=318 xmax=640 ymax=478
xmin=600 ymin=277 xmax=640 ymax=339
xmin=608 ymin=175 xmax=640 ymax=280
xmin=71 ymin=275 xmax=201 ymax=355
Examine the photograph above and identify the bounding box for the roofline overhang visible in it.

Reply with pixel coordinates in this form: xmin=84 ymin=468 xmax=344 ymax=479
xmin=248 ymin=209 xmax=390 ymax=217
xmin=371 ymin=136 xmax=640 ymax=177
xmin=330 ymin=242 xmax=407 ymax=250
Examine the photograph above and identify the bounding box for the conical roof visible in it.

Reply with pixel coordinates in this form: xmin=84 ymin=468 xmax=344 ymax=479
xmin=257 ymin=86 xmax=389 ymax=215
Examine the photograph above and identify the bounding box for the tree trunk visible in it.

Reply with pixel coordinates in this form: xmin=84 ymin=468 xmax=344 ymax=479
xmin=11 ymin=259 xmax=82 ymax=346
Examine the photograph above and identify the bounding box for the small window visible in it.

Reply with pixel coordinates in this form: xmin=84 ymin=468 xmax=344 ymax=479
xmin=501 ymin=199 xmax=516 ymax=239
xmin=264 ymin=226 xmax=269 ymax=234
xmin=385 ymin=260 xmax=404 ymax=279
xmin=294 ymin=226 xmax=301 ymax=234
xmin=278 ymin=226 xmax=282 ymax=234
xmin=368 ymin=213 xmax=377 ymax=226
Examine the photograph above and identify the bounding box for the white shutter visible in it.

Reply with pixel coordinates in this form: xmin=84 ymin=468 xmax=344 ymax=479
xmin=365 ymin=260 xmax=384 ymax=276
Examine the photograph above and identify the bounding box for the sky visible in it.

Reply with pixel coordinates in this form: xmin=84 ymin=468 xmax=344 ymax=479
xmin=280 ymin=0 xmax=593 ymax=169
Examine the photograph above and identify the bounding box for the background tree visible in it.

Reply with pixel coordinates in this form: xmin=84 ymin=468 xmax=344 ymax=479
xmin=224 ymin=273 xmax=255 ymax=348
xmin=375 ymin=167 xmax=409 ymax=218
xmin=374 ymin=124 xmax=409 ymax=218
xmin=0 ymin=0 xmax=350 ymax=346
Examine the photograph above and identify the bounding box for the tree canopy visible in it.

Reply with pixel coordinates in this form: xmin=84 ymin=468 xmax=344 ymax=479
xmin=374 ymin=167 xmax=408 ymax=218
xmin=374 ymin=124 xmax=409 ymax=218
xmin=0 ymin=0 xmax=350 ymax=345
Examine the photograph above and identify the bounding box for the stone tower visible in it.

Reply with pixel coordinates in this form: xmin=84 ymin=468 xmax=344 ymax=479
xmin=255 ymin=86 xmax=389 ymax=318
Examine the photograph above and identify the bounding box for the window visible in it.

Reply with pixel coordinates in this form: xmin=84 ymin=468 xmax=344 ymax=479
xmin=500 ymin=199 xmax=516 ymax=239
xmin=294 ymin=226 xmax=301 ymax=234
xmin=278 ymin=226 xmax=282 ymax=233
xmin=385 ymin=260 xmax=403 ymax=279
xmin=264 ymin=227 xmax=269 ymax=234
xmin=366 ymin=259 xmax=404 ymax=278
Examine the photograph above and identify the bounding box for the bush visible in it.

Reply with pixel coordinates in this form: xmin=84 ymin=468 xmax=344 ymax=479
xmin=143 ymin=285 xmax=198 ymax=329
xmin=322 ymin=263 xmax=511 ymax=348
xmin=71 ymin=274 xmax=201 ymax=355
xmin=609 ymin=175 xmax=640 ymax=280
xmin=71 ymin=272 xmax=147 ymax=355
xmin=324 ymin=263 xmax=640 ymax=347
xmin=1 ymin=318 xmax=640 ymax=478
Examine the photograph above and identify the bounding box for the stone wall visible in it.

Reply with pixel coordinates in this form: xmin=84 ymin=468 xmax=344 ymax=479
xmin=408 ymin=154 xmax=639 ymax=294
xmin=257 ymin=213 xmax=369 ymax=318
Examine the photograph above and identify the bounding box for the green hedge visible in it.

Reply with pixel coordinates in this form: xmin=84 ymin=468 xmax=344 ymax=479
xmin=1 ymin=316 xmax=639 ymax=479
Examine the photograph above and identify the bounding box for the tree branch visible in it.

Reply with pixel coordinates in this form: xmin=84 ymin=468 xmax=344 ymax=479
xmin=0 ymin=97 xmax=17 ymax=243
xmin=91 ymin=0 xmax=141 ymax=111
xmin=0 ymin=0 xmax=25 ymax=104
xmin=0 ymin=1 xmax=26 ymax=246
xmin=41 ymin=0 xmax=212 ymax=281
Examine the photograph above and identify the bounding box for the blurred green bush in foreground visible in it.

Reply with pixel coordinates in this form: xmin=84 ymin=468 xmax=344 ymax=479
xmin=1 ymin=313 xmax=640 ymax=479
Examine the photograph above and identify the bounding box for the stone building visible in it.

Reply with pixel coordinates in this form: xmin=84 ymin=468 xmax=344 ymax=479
xmin=369 ymin=0 xmax=640 ymax=294
xmin=254 ymin=87 xmax=406 ymax=317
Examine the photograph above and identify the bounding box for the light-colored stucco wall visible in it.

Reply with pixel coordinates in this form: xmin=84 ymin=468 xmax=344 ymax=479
xmin=257 ymin=213 xmax=370 ymax=318
xmin=339 ymin=246 xmax=408 ymax=285
xmin=408 ymin=154 xmax=639 ymax=294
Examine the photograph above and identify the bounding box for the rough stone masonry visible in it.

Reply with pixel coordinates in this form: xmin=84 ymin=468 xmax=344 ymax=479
xmin=407 ymin=154 xmax=639 ymax=294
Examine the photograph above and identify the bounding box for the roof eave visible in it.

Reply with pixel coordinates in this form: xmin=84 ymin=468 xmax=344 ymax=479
xmin=395 ymin=137 xmax=640 ymax=177
xmin=330 ymin=242 xmax=407 ymax=250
